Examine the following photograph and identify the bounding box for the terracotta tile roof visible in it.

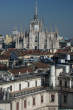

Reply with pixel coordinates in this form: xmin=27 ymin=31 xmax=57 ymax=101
xmin=8 ymin=61 xmax=50 ymax=75
xmin=9 ymin=67 xmax=33 ymax=75
xmin=55 ymin=47 xmax=71 ymax=54
xmin=33 ymin=61 xmax=50 ymax=69
xmin=24 ymin=50 xmax=51 ymax=55
xmin=0 ymin=64 xmax=8 ymax=70
xmin=0 ymin=55 xmax=9 ymax=60
xmin=0 ymin=49 xmax=51 ymax=60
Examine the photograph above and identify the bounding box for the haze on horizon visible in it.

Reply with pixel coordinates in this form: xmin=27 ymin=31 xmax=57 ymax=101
xmin=0 ymin=0 xmax=73 ymax=39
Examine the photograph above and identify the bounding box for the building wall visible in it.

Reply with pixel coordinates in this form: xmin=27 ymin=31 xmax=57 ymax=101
xmin=58 ymin=92 xmax=73 ymax=109
xmin=0 ymin=59 xmax=9 ymax=66
xmin=4 ymin=35 xmax=12 ymax=44
xmin=39 ymin=32 xmax=45 ymax=49
xmin=0 ymin=90 xmax=73 ymax=110
xmin=0 ymin=78 xmax=41 ymax=93
xmin=0 ymin=103 xmax=10 ymax=110
xmin=11 ymin=91 xmax=58 ymax=110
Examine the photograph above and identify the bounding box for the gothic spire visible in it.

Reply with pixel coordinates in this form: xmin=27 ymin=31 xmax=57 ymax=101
xmin=34 ymin=0 xmax=38 ymax=20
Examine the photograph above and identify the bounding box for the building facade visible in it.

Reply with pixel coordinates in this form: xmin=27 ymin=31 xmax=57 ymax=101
xmin=0 ymin=64 xmax=73 ymax=110
xmin=11 ymin=3 xmax=59 ymax=52
xmin=23 ymin=5 xmax=59 ymax=52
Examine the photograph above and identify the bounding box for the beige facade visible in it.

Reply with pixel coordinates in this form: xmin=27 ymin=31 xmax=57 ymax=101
xmin=0 ymin=103 xmax=10 ymax=110
xmin=4 ymin=35 xmax=12 ymax=44
xmin=11 ymin=91 xmax=58 ymax=110
xmin=0 ymin=65 xmax=73 ymax=110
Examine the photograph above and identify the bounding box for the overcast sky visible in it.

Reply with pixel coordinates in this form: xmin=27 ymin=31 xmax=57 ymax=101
xmin=0 ymin=0 xmax=73 ymax=39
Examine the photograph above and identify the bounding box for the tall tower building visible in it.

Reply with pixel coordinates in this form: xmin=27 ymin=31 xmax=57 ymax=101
xmin=28 ymin=1 xmax=45 ymax=50
xmin=23 ymin=1 xmax=59 ymax=51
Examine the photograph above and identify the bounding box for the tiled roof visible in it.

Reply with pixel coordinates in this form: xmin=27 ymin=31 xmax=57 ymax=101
xmin=9 ymin=67 xmax=33 ymax=75
xmin=0 ymin=49 xmax=51 ymax=60
xmin=0 ymin=64 xmax=8 ymax=70
xmin=0 ymin=55 xmax=9 ymax=60
xmin=33 ymin=62 xmax=50 ymax=69
xmin=55 ymin=47 xmax=71 ymax=54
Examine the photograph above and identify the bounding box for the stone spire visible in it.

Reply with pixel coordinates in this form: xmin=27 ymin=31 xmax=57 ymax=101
xmin=34 ymin=0 xmax=38 ymax=20
xmin=55 ymin=26 xmax=58 ymax=34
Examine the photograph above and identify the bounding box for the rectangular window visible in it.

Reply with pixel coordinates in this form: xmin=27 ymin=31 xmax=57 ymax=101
xmin=59 ymin=80 xmax=62 ymax=86
xmin=35 ymin=46 xmax=37 ymax=50
xmin=24 ymin=100 xmax=26 ymax=108
xmin=19 ymin=84 xmax=21 ymax=90
xmin=28 ymin=82 xmax=29 ymax=88
xmin=35 ymin=81 xmax=37 ymax=87
xmin=16 ymin=102 xmax=19 ymax=110
xmin=65 ymin=80 xmax=67 ymax=88
xmin=33 ymin=97 xmax=35 ymax=106
xmin=41 ymin=95 xmax=43 ymax=103
xmin=64 ymin=95 xmax=67 ymax=103
xmin=51 ymin=95 xmax=55 ymax=102
xmin=10 ymin=85 xmax=12 ymax=91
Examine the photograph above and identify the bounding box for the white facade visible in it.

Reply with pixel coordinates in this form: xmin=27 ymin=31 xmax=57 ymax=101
xmin=13 ymin=4 xmax=59 ymax=51
xmin=0 ymin=78 xmax=41 ymax=93
xmin=23 ymin=17 xmax=59 ymax=51
xmin=0 ymin=65 xmax=73 ymax=110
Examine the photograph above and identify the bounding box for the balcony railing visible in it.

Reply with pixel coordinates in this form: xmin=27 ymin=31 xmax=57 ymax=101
xmin=9 ymin=87 xmax=47 ymax=100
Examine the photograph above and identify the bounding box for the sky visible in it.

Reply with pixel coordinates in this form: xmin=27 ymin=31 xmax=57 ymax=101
xmin=0 ymin=0 xmax=73 ymax=39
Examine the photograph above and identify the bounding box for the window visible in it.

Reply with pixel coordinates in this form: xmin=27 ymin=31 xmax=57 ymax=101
xmin=28 ymin=82 xmax=29 ymax=88
xmin=65 ymin=80 xmax=67 ymax=88
xmin=59 ymin=80 xmax=62 ymax=86
xmin=16 ymin=102 xmax=19 ymax=110
xmin=10 ymin=86 xmax=12 ymax=91
xmin=51 ymin=95 xmax=55 ymax=102
xmin=33 ymin=97 xmax=35 ymax=106
xmin=35 ymin=46 xmax=38 ymax=50
xmin=19 ymin=84 xmax=21 ymax=90
xmin=24 ymin=100 xmax=27 ymax=108
xmin=35 ymin=36 xmax=38 ymax=42
xmin=64 ymin=95 xmax=67 ymax=104
xmin=41 ymin=95 xmax=43 ymax=103
xmin=35 ymin=81 xmax=37 ymax=87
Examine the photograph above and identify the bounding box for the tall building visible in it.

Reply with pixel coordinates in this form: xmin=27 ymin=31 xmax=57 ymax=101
xmin=23 ymin=2 xmax=59 ymax=52
xmin=12 ymin=2 xmax=59 ymax=51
